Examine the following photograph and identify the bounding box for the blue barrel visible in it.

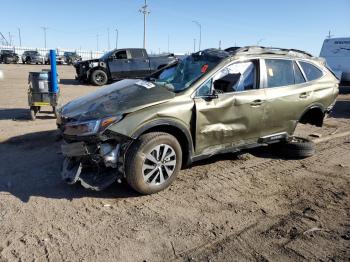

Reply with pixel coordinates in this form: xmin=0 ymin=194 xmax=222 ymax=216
xmin=49 ymin=50 xmax=59 ymax=93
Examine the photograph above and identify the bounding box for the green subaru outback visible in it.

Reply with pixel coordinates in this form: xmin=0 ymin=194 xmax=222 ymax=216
xmin=57 ymin=46 xmax=339 ymax=194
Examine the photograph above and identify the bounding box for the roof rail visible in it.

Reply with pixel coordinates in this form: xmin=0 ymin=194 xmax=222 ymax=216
xmin=227 ymin=46 xmax=313 ymax=58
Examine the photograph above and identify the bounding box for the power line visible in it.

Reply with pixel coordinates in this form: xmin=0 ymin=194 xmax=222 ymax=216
xmin=0 ymin=32 xmax=9 ymax=45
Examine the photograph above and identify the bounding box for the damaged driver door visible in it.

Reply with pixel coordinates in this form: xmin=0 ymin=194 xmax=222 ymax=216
xmin=194 ymin=60 xmax=266 ymax=155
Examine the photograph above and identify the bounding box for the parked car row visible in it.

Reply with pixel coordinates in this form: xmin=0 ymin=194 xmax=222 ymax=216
xmin=0 ymin=50 xmax=82 ymax=65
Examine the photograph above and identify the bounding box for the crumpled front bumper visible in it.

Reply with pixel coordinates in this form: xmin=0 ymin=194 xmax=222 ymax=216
xmin=61 ymin=141 xmax=122 ymax=191
xmin=74 ymin=64 xmax=90 ymax=82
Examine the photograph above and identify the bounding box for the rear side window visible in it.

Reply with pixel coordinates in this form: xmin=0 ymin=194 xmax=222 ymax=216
xmin=130 ymin=49 xmax=145 ymax=59
xmin=265 ymin=59 xmax=294 ymax=88
xmin=299 ymin=61 xmax=323 ymax=81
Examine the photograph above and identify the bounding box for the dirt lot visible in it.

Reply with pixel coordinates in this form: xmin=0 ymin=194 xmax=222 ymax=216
xmin=0 ymin=64 xmax=349 ymax=262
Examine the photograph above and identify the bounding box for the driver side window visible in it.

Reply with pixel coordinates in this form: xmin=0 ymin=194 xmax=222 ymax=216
xmin=213 ymin=61 xmax=257 ymax=94
xmin=114 ymin=50 xmax=127 ymax=59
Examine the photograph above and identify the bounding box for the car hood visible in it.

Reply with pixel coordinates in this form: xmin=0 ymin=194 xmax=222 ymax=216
xmin=60 ymin=79 xmax=175 ymax=122
xmin=75 ymin=59 xmax=99 ymax=67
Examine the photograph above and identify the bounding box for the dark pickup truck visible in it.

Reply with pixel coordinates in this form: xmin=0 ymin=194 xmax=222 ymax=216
xmin=75 ymin=48 xmax=178 ymax=86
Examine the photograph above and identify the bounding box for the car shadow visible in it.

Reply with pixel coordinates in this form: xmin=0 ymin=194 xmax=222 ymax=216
xmin=188 ymin=145 xmax=283 ymax=169
xmin=339 ymin=86 xmax=350 ymax=95
xmin=0 ymin=130 xmax=139 ymax=202
xmin=330 ymin=100 xmax=350 ymax=119
xmin=0 ymin=108 xmax=56 ymax=121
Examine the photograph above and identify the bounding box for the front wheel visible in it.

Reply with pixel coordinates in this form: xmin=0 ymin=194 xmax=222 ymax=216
xmin=125 ymin=132 xmax=182 ymax=195
xmin=30 ymin=106 xmax=38 ymax=121
xmin=90 ymin=69 xmax=108 ymax=86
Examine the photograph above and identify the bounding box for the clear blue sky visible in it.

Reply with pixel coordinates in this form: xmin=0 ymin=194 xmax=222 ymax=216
xmin=1 ymin=0 xmax=349 ymax=55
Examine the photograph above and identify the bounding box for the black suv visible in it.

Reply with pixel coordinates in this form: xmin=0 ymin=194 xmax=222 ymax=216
xmin=0 ymin=50 xmax=19 ymax=64
xmin=22 ymin=51 xmax=44 ymax=64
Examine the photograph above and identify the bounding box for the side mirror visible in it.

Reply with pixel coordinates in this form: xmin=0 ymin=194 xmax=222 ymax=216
xmin=202 ymin=93 xmax=218 ymax=101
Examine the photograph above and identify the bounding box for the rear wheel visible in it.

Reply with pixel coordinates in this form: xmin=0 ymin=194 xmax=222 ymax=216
xmin=90 ymin=69 xmax=108 ymax=86
xmin=125 ymin=132 xmax=182 ymax=195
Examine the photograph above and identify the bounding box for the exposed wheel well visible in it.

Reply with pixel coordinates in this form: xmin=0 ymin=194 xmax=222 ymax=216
xmin=299 ymin=107 xmax=325 ymax=127
xmin=138 ymin=125 xmax=192 ymax=167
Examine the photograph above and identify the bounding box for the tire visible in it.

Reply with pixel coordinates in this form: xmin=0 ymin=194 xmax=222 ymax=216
xmin=30 ymin=107 xmax=37 ymax=121
xmin=125 ymin=132 xmax=182 ymax=195
xmin=26 ymin=57 xmax=31 ymax=64
xmin=275 ymin=136 xmax=315 ymax=159
xmin=52 ymin=106 xmax=58 ymax=118
xmin=90 ymin=69 xmax=108 ymax=86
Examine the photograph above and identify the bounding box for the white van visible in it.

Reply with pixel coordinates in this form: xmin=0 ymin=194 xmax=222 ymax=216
xmin=320 ymin=38 xmax=350 ymax=82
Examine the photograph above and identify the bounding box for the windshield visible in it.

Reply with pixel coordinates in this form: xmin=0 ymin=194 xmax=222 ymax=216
xmin=154 ymin=51 xmax=225 ymax=93
xmin=2 ymin=50 xmax=13 ymax=54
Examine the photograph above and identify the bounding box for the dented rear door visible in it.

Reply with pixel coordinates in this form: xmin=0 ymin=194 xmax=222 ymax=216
xmin=194 ymin=89 xmax=266 ymax=155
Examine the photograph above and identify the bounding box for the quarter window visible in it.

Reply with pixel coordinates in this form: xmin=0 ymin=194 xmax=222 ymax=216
xmin=299 ymin=61 xmax=323 ymax=81
xmin=293 ymin=62 xmax=305 ymax=84
xmin=265 ymin=59 xmax=295 ymax=88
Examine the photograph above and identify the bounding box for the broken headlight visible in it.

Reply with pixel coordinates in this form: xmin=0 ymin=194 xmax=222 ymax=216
xmin=64 ymin=116 xmax=123 ymax=136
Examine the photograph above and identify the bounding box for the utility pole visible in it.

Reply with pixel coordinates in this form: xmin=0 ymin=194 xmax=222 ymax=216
xmin=96 ymin=34 xmax=99 ymax=51
xmin=193 ymin=38 xmax=196 ymax=53
xmin=167 ymin=35 xmax=170 ymax=53
xmin=8 ymin=32 xmax=12 ymax=45
xmin=219 ymin=40 xmax=221 ymax=50
xmin=115 ymin=28 xmax=119 ymax=49
xmin=139 ymin=0 xmax=150 ymax=49
xmin=18 ymin=28 xmax=22 ymax=46
xmin=192 ymin=20 xmax=201 ymax=51
xmin=327 ymin=30 xmax=334 ymax=39
xmin=107 ymin=28 xmax=110 ymax=50
xmin=41 ymin=26 xmax=48 ymax=48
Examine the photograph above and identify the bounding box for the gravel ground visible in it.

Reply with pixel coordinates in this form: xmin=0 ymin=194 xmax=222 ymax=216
xmin=0 ymin=64 xmax=349 ymax=262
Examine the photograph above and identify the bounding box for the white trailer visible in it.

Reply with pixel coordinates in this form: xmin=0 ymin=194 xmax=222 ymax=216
xmin=320 ymin=38 xmax=350 ymax=82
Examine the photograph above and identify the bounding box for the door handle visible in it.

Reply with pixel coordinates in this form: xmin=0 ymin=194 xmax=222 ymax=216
xmin=125 ymin=60 xmax=130 ymax=63
xmin=299 ymin=92 xmax=310 ymax=99
xmin=250 ymin=99 xmax=264 ymax=107
xmin=144 ymin=59 xmax=149 ymax=62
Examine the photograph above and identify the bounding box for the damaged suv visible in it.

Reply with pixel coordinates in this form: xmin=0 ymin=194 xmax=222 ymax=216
xmin=57 ymin=46 xmax=339 ymax=194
